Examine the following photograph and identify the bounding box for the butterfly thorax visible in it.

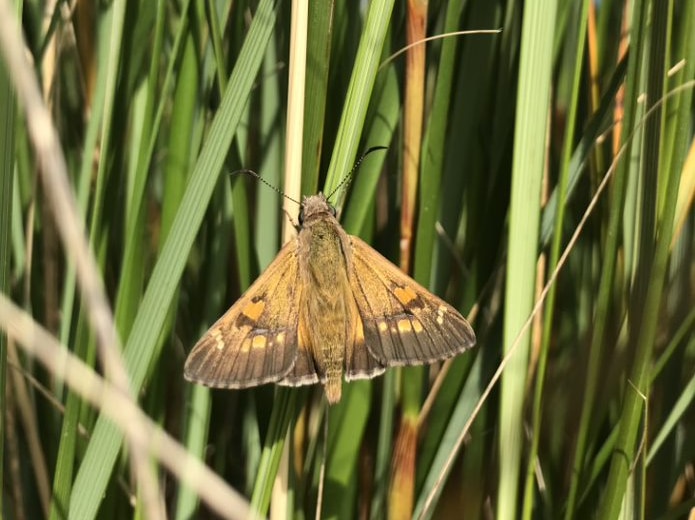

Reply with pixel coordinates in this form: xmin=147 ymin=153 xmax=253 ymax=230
xmin=297 ymin=195 xmax=354 ymax=404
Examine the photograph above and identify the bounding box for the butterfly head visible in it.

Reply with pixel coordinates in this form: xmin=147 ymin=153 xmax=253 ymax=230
xmin=299 ymin=193 xmax=337 ymax=226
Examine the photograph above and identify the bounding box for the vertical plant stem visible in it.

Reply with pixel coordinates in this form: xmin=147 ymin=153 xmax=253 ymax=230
xmin=598 ymin=1 xmax=675 ymax=516
xmin=497 ymin=1 xmax=557 ymax=517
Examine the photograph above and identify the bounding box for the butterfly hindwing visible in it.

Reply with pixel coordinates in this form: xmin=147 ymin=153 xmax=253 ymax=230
xmin=347 ymin=236 xmax=475 ymax=370
xmin=184 ymin=241 xmax=305 ymax=388
xmin=276 ymin=316 xmax=320 ymax=386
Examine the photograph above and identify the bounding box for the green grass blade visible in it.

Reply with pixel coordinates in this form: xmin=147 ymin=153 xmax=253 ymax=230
xmin=323 ymin=0 xmax=395 ymax=198
xmin=497 ymin=1 xmax=556 ymax=517
xmin=0 ymin=9 xmax=18 ymax=510
xmin=68 ymin=2 xmax=280 ymax=517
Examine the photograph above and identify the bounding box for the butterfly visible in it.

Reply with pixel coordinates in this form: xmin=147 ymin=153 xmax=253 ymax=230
xmin=184 ymin=193 xmax=476 ymax=404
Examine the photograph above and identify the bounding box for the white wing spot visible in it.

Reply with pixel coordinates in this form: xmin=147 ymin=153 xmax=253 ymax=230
xmin=436 ymin=305 xmax=448 ymax=325
xmin=211 ymin=328 xmax=225 ymax=350
xmin=252 ymin=335 xmax=267 ymax=349
xmin=397 ymin=319 xmax=412 ymax=332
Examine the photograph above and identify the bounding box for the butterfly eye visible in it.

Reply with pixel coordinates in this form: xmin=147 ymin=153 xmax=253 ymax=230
xmin=298 ymin=208 xmax=305 ymax=224
xmin=329 ymin=205 xmax=337 ymax=217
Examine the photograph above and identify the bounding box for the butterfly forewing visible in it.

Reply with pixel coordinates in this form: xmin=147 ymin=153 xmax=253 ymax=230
xmin=347 ymin=236 xmax=475 ymax=370
xmin=184 ymin=241 xmax=304 ymax=388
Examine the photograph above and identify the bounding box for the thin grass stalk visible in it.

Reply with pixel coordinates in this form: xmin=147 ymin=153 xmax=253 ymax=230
xmin=340 ymin=63 xmax=397 ymax=236
xmin=249 ymin=389 xmax=298 ymax=517
xmin=113 ymin=0 xmax=172 ymax=338
xmin=563 ymin=1 xmax=649 ymax=515
xmin=7 ymin=342 xmax=51 ymax=515
xmin=207 ymin=0 xmax=228 ymax=90
xmin=598 ymin=0 xmax=676 ymax=516
xmin=68 ymin=1 xmax=280 ymax=515
xmin=497 ymin=1 xmax=557 ymax=517
xmin=263 ymin=0 xmax=309 ymax=514
xmin=160 ymin=31 xmax=198 ymax=248
xmin=86 ymin=0 xmax=128 ymax=280
xmin=0 ymin=0 xmax=169 ymax=517
xmin=663 ymin=3 xmax=695 ymax=242
xmin=50 ymin=2 xmax=167 ymax=512
xmin=522 ymin=1 xmax=589 ymax=518
xmin=256 ymin=36 xmax=282 ymax=268
xmin=648 ymin=3 xmax=695 ymax=512
xmin=0 ymin=1 xmax=18 ymax=504
xmin=585 ymin=1 xmax=608 ymax=178
xmin=414 ymin=0 xmax=464 ymax=288
xmin=300 ymin=0 xmax=333 ymax=197
xmin=389 ymin=2 xmax=427 ymax=518
xmin=57 ymin=4 xmax=110 ymax=348
xmin=230 ymin=152 xmax=254 ymax=287
xmin=323 ymin=0 xmax=395 ymax=197
xmin=400 ymin=0 xmax=426 ymax=277
xmin=611 ymin=4 xmax=631 ymax=159
xmin=0 ymin=295 xmax=252 ymax=520
xmin=282 ymin=0 xmax=307 ymax=233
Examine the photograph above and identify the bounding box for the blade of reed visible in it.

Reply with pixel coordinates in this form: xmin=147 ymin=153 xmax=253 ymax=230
xmin=599 ymin=1 xmax=682 ymax=517
xmin=390 ymin=3 xmax=428 ymax=517
xmin=0 ymin=2 xmax=19 ymax=508
xmin=322 ymin=0 xmax=395 ymax=198
xmin=301 ymin=0 xmax=334 ymax=197
xmin=249 ymin=389 xmax=298 ymax=517
xmin=68 ymin=1 xmax=280 ymax=517
xmin=497 ymin=1 xmax=556 ymax=518
xmin=645 ymin=0 xmax=695 ymax=511
xmin=522 ymin=1 xmax=589 ymax=518
xmin=414 ymin=7 xmax=499 ymax=514
xmin=413 ymin=354 xmax=486 ymax=519
xmin=563 ymin=3 xmax=646 ymax=514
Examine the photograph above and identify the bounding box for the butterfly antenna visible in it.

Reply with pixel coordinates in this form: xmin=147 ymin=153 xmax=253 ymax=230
xmin=232 ymin=169 xmax=302 ymax=206
xmin=327 ymin=146 xmax=388 ymax=201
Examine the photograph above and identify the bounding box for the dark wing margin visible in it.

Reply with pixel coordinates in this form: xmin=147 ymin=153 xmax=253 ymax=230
xmin=184 ymin=241 xmax=303 ymax=388
xmin=347 ymin=236 xmax=476 ymax=367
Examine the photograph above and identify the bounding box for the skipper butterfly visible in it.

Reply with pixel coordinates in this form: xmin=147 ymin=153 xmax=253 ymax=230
xmin=184 ymin=188 xmax=475 ymax=404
